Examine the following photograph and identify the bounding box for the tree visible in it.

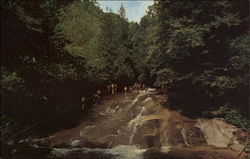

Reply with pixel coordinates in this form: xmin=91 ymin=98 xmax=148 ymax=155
xmin=154 ymin=0 xmax=249 ymax=116
xmin=118 ymin=3 xmax=126 ymax=19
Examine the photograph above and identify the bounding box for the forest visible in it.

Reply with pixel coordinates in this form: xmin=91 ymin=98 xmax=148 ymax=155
xmin=1 ymin=0 xmax=249 ymax=136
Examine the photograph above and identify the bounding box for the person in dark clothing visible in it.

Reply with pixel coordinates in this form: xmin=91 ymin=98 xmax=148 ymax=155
xmin=81 ymin=96 xmax=85 ymax=110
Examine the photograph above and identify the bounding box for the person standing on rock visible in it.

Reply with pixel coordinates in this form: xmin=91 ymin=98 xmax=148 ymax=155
xmin=114 ymin=83 xmax=118 ymax=94
xmin=139 ymin=83 xmax=142 ymax=90
xmin=93 ymin=93 xmax=98 ymax=105
xmin=81 ymin=96 xmax=85 ymax=110
xmin=134 ymin=83 xmax=136 ymax=90
xmin=129 ymin=86 xmax=133 ymax=92
xmin=124 ymin=86 xmax=128 ymax=98
xmin=107 ymin=84 xmax=111 ymax=94
xmin=133 ymin=82 xmax=137 ymax=91
xmin=97 ymin=90 xmax=101 ymax=100
xmin=93 ymin=90 xmax=101 ymax=105
xmin=111 ymin=83 xmax=115 ymax=95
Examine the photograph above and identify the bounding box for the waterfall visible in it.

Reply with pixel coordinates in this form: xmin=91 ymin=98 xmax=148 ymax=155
xmin=181 ymin=128 xmax=191 ymax=147
xmin=128 ymin=107 xmax=146 ymax=146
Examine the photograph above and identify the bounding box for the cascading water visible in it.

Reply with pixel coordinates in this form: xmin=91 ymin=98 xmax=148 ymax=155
xmin=11 ymin=88 xmax=248 ymax=159
xmin=49 ymin=90 xmax=168 ymax=159
xmin=49 ymin=91 xmax=155 ymax=159
xmin=128 ymin=107 xmax=146 ymax=146
xmin=51 ymin=145 xmax=148 ymax=159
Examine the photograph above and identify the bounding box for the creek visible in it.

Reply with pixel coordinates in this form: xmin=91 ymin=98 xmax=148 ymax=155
xmin=3 ymin=88 xmax=249 ymax=159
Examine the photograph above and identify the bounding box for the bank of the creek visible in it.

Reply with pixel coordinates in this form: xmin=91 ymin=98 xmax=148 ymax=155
xmin=2 ymin=88 xmax=249 ymax=159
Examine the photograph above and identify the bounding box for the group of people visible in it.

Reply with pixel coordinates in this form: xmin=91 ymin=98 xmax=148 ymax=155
xmin=80 ymin=82 xmax=147 ymax=110
xmin=107 ymin=84 xmax=129 ymax=98
xmin=132 ymin=82 xmax=146 ymax=91
xmin=107 ymin=83 xmax=118 ymax=95
xmin=81 ymin=90 xmax=102 ymax=110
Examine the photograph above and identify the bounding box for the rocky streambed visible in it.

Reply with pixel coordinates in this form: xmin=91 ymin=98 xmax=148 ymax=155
xmin=3 ymin=88 xmax=249 ymax=159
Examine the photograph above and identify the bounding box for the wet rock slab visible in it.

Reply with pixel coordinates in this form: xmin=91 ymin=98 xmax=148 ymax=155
xmin=32 ymin=89 xmax=249 ymax=158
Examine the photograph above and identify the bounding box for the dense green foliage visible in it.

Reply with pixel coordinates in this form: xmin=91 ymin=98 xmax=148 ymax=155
xmin=223 ymin=106 xmax=250 ymax=131
xmin=153 ymin=0 xmax=249 ymax=118
xmin=1 ymin=0 xmax=139 ymax=124
xmin=1 ymin=0 xmax=249 ymax=131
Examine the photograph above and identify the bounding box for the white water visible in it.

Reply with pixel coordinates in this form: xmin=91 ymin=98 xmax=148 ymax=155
xmin=109 ymin=145 xmax=147 ymax=159
xmin=51 ymin=147 xmax=106 ymax=158
xmin=129 ymin=90 xmax=150 ymax=108
xmin=71 ymin=140 xmax=81 ymax=147
xmin=128 ymin=106 xmax=146 ymax=145
xmin=129 ymin=97 xmax=139 ymax=108
xmin=51 ymin=144 xmax=170 ymax=159
xmin=181 ymin=128 xmax=191 ymax=147
xmin=143 ymin=97 xmax=153 ymax=104
xmin=18 ymin=87 xmax=247 ymax=159
xmin=80 ymin=126 xmax=96 ymax=137
xmin=51 ymin=145 xmax=147 ymax=159
xmin=50 ymin=90 xmax=155 ymax=159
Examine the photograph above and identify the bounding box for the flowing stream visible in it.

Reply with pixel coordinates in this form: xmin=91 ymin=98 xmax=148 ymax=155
xmin=3 ymin=88 xmax=249 ymax=159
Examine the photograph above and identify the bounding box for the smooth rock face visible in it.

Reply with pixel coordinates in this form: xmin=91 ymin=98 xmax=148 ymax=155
xmin=195 ymin=118 xmax=244 ymax=151
xmin=82 ymin=91 xmax=244 ymax=151
xmin=44 ymin=89 xmax=248 ymax=159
